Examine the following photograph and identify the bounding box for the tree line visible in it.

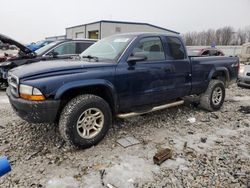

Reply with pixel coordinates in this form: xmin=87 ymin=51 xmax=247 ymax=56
xmin=183 ymin=26 xmax=250 ymax=46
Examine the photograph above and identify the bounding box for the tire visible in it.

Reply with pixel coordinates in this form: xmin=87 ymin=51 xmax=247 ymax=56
xmin=199 ymin=80 xmax=225 ymax=111
xmin=59 ymin=94 xmax=112 ymax=148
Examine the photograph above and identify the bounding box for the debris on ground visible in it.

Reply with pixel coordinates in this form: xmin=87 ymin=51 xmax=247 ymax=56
xmin=153 ymin=148 xmax=173 ymax=165
xmin=200 ymin=137 xmax=207 ymax=143
xmin=238 ymin=106 xmax=250 ymax=114
xmin=107 ymin=183 xmax=117 ymax=188
xmin=187 ymin=117 xmax=196 ymax=123
xmin=116 ymin=136 xmax=140 ymax=148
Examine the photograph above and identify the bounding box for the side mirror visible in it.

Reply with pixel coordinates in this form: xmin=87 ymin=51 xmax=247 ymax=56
xmin=127 ymin=54 xmax=147 ymax=65
xmin=47 ymin=51 xmax=59 ymax=58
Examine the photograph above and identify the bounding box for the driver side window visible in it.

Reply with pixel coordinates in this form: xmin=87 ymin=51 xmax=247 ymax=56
xmin=51 ymin=42 xmax=76 ymax=55
xmin=131 ymin=37 xmax=165 ymax=61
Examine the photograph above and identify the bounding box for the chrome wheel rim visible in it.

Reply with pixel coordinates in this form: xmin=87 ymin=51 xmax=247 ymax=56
xmin=77 ymin=108 xmax=104 ymax=139
xmin=212 ymin=87 xmax=223 ymax=105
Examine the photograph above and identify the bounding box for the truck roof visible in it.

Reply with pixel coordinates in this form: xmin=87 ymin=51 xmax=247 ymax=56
xmin=113 ymin=32 xmax=181 ymax=38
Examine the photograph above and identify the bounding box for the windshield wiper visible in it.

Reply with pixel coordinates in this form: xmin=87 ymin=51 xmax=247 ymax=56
xmin=81 ymin=55 xmax=99 ymax=62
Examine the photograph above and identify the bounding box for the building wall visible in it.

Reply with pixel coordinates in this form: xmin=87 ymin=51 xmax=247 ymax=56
xmin=66 ymin=23 xmax=101 ymax=39
xmin=66 ymin=25 xmax=86 ymax=39
xmin=45 ymin=35 xmax=66 ymax=40
xmin=66 ymin=21 xmax=176 ymax=39
xmin=86 ymin=23 xmax=100 ymax=39
xmin=101 ymin=22 xmax=174 ymax=38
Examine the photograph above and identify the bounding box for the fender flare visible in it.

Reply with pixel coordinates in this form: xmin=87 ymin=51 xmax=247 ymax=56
xmin=54 ymin=79 xmax=118 ymax=109
xmin=208 ymin=67 xmax=230 ymax=84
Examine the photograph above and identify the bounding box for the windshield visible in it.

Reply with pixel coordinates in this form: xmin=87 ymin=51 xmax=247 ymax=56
xmin=35 ymin=41 xmax=61 ymax=56
xmin=80 ymin=35 xmax=134 ymax=61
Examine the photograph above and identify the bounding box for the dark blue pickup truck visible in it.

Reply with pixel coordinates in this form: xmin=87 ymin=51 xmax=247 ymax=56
xmin=7 ymin=33 xmax=239 ymax=148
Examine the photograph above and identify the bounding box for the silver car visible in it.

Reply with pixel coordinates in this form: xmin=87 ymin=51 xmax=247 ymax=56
xmin=237 ymin=64 xmax=250 ymax=88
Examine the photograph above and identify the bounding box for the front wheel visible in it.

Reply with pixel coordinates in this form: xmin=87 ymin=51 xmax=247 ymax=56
xmin=199 ymin=80 xmax=225 ymax=111
xmin=59 ymin=94 xmax=112 ymax=148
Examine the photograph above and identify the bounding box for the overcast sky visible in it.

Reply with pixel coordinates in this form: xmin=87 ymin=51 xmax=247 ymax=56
xmin=1 ymin=0 xmax=249 ymax=43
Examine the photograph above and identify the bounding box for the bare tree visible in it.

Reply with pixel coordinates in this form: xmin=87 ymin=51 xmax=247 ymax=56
xmin=237 ymin=29 xmax=247 ymax=45
xmin=215 ymin=29 xmax=222 ymax=45
xmin=220 ymin=26 xmax=234 ymax=45
xmin=183 ymin=32 xmax=195 ymax=46
xmin=205 ymin=29 xmax=216 ymax=46
xmin=183 ymin=25 xmax=250 ymax=46
xmin=245 ymin=26 xmax=250 ymax=43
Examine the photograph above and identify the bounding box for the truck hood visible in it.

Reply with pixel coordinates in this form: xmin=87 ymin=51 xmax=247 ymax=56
xmin=0 ymin=34 xmax=33 ymax=55
xmin=9 ymin=59 xmax=115 ymax=79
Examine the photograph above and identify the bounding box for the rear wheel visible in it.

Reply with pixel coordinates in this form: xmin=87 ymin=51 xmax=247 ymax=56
xmin=199 ymin=80 xmax=225 ymax=111
xmin=59 ymin=94 xmax=112 ymax=148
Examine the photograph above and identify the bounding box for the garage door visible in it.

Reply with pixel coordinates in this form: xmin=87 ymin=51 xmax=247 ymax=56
xmin=75 ymin=32 xmax=85 ymax=39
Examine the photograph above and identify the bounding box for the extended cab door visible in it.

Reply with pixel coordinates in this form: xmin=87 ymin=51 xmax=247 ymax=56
xmin=116 ymin=36 xmax=176 ymax=111
xmin=164 ymin=36 xmax=192 ymax=98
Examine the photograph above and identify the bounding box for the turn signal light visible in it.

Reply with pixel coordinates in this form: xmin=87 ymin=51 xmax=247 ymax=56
xmin=20 ymin=94 xmax=45 ymax=101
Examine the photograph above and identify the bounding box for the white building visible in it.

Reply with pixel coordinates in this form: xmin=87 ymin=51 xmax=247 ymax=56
xmin=45 ymin=35 xmax=66 ymax=41
xmin=66 ymin=20 xmax=179 ymax=39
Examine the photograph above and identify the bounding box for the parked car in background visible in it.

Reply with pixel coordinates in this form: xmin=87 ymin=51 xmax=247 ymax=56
xmin=188 ymin=47 xmax=225 ymax=56
xmin=7 ymin=33 xmax=239 ymax=148
xmin=239 ymin=43 xmax=250 ymax=64
xmin=237 ymin=63 xmax=250 ymax=88
xmin=0 ymin=41 xmax=10 ymax=50
xmin=0 ymin=34 xmax=96 ymax=89
xmin=26 ymin=40 xmax=54 ymax=52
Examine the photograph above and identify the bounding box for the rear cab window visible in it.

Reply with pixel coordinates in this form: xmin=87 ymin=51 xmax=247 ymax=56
xmin=76 ymin=42 xmax=94 ymax=54
xmin=165 ymin=36 xmax=185 ymax=60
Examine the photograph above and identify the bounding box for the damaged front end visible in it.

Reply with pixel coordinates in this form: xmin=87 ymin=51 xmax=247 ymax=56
xmin=0 ymin=34 xmax=37 ymax=89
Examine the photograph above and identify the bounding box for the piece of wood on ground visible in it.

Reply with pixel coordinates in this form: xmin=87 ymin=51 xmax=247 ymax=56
xmin=153 ymin=148 xmax=173 ymax=165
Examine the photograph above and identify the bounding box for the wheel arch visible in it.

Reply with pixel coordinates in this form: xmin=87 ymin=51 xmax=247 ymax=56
xmin=55 ymin=79 xmax=118 ymax=114
xmin=208 ymin=67 xmax=230 ymax=87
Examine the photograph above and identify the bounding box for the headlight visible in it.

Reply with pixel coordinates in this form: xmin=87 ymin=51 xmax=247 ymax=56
xmin=19 ymin=84 xmax=45 ymax=101
xmin=239 ymin=66 xmax=245 ymax=75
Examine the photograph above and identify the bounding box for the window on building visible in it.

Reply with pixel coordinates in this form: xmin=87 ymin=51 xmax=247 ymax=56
xmin=88 ymin=31 xmax=99 ymax=39
xmin=131 ymin=37 xmax=165 ymax=61
xmin=115 ymin=27 xmax=121 ymax=33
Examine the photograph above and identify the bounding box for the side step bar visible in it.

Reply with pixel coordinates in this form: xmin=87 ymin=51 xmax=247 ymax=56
xmin=117 ymin=100 xmax=184 ymax=119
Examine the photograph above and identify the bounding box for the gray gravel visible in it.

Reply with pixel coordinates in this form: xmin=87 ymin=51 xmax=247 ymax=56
xmin=0 ymin=84 xmax=249 ymax=188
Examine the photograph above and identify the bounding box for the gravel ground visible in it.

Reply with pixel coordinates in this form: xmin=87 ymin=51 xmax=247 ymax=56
xmin=0 ymin=84 xmax=249 ymax=188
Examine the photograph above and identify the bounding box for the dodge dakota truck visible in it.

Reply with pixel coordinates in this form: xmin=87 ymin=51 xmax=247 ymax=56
xmin=7 ymin=33 xmax=239 ymax=148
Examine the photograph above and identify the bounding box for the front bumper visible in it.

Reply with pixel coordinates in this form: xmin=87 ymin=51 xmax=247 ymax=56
xmin=7 ymin=87 xmax=60 ymax=123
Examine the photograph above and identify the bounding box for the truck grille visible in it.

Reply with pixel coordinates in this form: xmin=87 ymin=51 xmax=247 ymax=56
xmin=8 ymin=73 xmax=19 ymax=97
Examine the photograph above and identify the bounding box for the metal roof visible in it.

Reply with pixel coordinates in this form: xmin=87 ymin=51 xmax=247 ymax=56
xmin=66 ymin=20 xmax=179 ymax=34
